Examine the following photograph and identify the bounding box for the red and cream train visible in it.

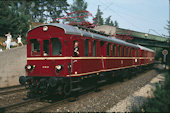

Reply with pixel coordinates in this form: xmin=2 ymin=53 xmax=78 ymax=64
xmin=19 ymin=23 xmax=155 ymax=96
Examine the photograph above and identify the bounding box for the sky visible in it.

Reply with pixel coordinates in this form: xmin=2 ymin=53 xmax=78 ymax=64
xmin=67 ymin=0 xmax=169 ymax=37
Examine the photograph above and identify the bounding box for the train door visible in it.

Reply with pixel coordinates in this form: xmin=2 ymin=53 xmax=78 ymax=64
xmin=50 ymin=37 xmax=64 ymax=77
xmin=70 ymin=39 xmax=82 ymax=76
xmin=100 ymin=41 xmax=106 ymax=70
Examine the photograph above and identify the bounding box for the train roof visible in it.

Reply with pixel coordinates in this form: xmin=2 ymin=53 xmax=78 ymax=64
xmin=137 ymin=45 xmax=155 ymax=53
xmin=30 ymin=23 xmax=140 ymax=49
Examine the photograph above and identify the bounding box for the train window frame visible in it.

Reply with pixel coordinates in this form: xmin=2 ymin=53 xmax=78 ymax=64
xmin=107 ymin=43 xmax=110 ymax=57
xmin=30 ymin=39 xmax=41 ymax=56
xmin=100 ymin=41 xmax=105 ymax=47
xmin=43 ymin=40 xmax=49 ymax=56
xmin=122 ymin=46 xmax=125 ymax=57
xmin=118 ymin=45 xmax=121 ymax=56
xmin=126 ymin=47 xmax=129 ymax=57
xmin=113 ymin=44 xmax=115 ymax=56
xmin=129 ymin=48 xmax=132 ymax=57
xmin=85 ymin=39 xmax=89 ymax=56
xmin=51 ymin=38 xmax=62 ymax=56
xmin=137 ymin=49 xmax=139 ymax=57
xmin=93 ymin=40 xmax=96 ymax=57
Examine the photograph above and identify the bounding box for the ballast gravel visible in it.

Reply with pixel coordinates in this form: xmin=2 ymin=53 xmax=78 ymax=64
xmin=107 ymin=73 xmax=165 ymax=112
xmin=0 ymin=64 xmax=164 ymax=112
xmin=45 ymin=64 xmax=164 ymax=112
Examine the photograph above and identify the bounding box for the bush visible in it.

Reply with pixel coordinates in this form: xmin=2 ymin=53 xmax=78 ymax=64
xmin=141 ymin=72 xmax=170 ymax=112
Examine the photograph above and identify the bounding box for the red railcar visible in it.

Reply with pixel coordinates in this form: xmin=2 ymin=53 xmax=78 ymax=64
xmin=19 ymin=23 xmax=155 ymax=96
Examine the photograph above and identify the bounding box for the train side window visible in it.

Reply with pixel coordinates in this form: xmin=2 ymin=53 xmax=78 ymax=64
xmin=118 ymin=45 xmax=121 ymax=56
xmin=122 ymin=46 xmax=125 ymax=57
xmin=30 ymin=39 xmax=41 ymax=56
xmin=85 ymin=39 xmax=89 ymax=56
xmin=100 ymin=41 xmax=104 ymax=47
xmin=127 ymin=47 xmax=129 ymax=56
xmin=129 ymin=48 xmax=132 ymax=57
xmin=142 ymin=51 xmax=144 ymax=57
xmin=43 ymin=40 xmax=49 ymax=56
xmin=93 ymin=40 xmax=96 ymax=56
xmin=107 ymin=43 xmax=110 ymax=56
xmin=137 ymin=50 xmax=139 ymax=57
xmin=51 ymin=38 xmax=62 ymax=56
xmin=113 ymin=44 xmax=115 ymax=56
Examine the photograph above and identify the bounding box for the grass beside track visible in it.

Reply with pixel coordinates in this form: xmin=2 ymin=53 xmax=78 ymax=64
xmin=134 ymin=71 xmax=170 ymax=112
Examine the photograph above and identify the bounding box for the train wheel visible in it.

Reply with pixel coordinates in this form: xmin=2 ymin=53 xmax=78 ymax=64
xmin=63 ymin=83 xmax=72 ymax=97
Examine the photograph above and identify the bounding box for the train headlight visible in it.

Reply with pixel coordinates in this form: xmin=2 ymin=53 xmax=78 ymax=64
xmin=27 ymin=65 xmax=32 ymax=70
xmin=55 ymin=65 xmax=63 ymax=72
xmin=25 ymin=65 xmax=35 ymax=71
xmin=43 ymin=26 xmax=48 ymax=31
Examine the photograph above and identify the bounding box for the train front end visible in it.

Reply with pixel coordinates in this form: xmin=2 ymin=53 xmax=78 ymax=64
xmin=19 ymin=24 xmax=71 ymax=96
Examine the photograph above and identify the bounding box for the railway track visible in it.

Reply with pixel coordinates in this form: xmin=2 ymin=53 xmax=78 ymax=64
xmin=0 ymin=65 xmax=164 ymax=112
xmin=0 ymin=85 xmax=26 ymax=95
xmin=0 ymin=95 xmax=47 ymax=112
xmin=26 ymin=68 xmax=164 ymax=112
xmin=0 ymin=85 xmax=22 ymax=90
xmin=29 ymin=86 xmax=98 ymax=112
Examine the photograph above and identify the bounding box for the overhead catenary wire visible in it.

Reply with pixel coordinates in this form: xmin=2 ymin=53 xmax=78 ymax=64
xmin=98 ymin=0 xmax=143 ymax=31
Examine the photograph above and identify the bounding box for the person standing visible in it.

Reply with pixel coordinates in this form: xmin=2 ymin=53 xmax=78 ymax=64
xmin=73 ymin=41 xmax=79 ymax=57
xmin=5 ymin=32 xmax=12 ymax=50
xmin=17 ymin=35 xmax=23 ymax=47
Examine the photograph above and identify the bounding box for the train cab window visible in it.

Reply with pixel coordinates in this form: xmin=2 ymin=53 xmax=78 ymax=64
xmin=43 ymin=40 xmax=49 ymax=56
xmin=30 ymin=39 xmax=41 ymax=56
xmin=51 ymin=38 xmax=62 ymax=56
xmin=85 ymin=39 xmax=89 ymax=56
xmin=73 ymin=40 xmax=79 ymax=57
xmin=107 ymin=43 xmax=110 ymax=56
xmin=93 ymin=40 xmax=96 ymax=56
xmin=113 ymin=45 xmax=115 ymax=56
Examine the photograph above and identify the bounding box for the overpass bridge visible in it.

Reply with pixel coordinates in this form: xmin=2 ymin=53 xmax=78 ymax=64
xmin=94 ymin=25 xmax=169 ymax=48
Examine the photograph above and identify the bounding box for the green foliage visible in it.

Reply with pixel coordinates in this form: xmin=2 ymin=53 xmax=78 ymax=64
xmin=69 ymin=0 xmax=88 ymax=22
xmin=164 ymin=20 xmax=170 ymax=36
xmin=0 ymin=0 xmax=69 ymax=40
xmin=0 ymin=1 xmax=30 ymax=38
xmin=141 ymin=73 xmax=170 ymax=112
xmin=47 ymin=0 xmax=69 ymax=21
xmin=94 ymin=6 xmax=104 ymax=25
xmin=114 ymin=20 xmax=119 ymax=27
xmin=104 ymin=16 xmax=119 ymax=27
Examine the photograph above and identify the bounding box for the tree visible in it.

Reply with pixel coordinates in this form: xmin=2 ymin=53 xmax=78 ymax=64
xmin=105 ymin=16 xmax=111 ymax=25
xmin=104 ymin=16 xmax=119 ymax=27
xmin=0 ymin=1 xmax=30 ymax=38
xmin=47 ymin=0 xmax=69 ymax=22
xmin=164 ymin=20 xmax=170 ymax=73
xmin=0 ymin=0 xmax=70 ymax=40
xmin=69 ymin=0 xmax=88 ymax=22
xmin=114 ymin=20 xmax=119 ymax=27
xmin=94 ymin=6 xmax=104 ymax=25
xmin=165 ymin=20 xmax=170 ymax=37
